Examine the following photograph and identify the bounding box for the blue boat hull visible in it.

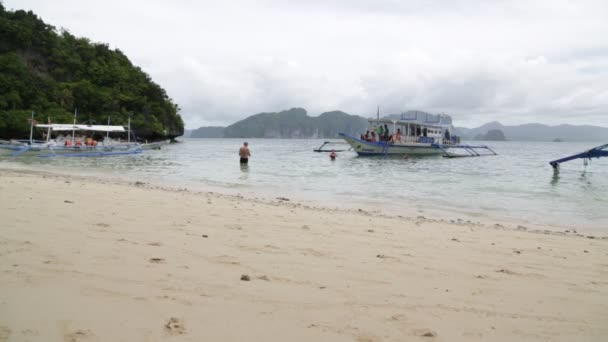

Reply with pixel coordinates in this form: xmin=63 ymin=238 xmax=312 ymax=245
xmin=339 ymin=133 xmax=443 ymax=156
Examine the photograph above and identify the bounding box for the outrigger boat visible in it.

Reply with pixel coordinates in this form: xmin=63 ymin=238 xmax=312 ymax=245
xmin=141 ymin=140 xmax=170 ymax=150
xmin=0 ymin=112 xmax=142 ymax=157
xmin=339 ymin=110 xmax=496 ymax=157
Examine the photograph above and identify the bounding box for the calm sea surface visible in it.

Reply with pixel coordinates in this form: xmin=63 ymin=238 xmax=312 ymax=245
xmin=2 ymin=139 xmax=607 ymax=231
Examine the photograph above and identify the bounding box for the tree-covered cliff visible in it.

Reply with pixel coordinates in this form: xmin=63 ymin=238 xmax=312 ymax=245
xmin=220 ymin=108 xmax=368 ymax=138
xmin=0 ymin=4 xmax=183 ymax=140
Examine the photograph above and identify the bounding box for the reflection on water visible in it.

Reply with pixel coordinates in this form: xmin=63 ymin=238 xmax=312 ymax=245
xmin=1 ymin=139 xmax=607 ymax=230
xmin=550 ymin=168 xmax=561 ymax=186
xmin=239 ymin=162 xmax=249 ymax=180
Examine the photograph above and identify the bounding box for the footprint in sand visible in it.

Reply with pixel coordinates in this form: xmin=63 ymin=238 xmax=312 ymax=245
xmin=413 ymin=329 xmax=437 ymax=338
xmin=210 ymin=255 xmax=240 ymax=265
xmin=165 ymin=317 xmax=186 ymax=335
xmin=298 ymin=248 xmax=326 ymax=257
xmin=496 ymin=268 xmax=518 ymax=275
xmin=149 ymin=258 xmax=165 ymax=264
xmin=0 ymin=326 xmax=11 ymax=341
xmin=64 ymin=329 xmax=96 ymax=342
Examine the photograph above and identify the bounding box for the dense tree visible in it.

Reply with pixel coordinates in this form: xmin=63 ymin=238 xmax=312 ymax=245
xmin=0 ymin=4 xmax=184 ymax=140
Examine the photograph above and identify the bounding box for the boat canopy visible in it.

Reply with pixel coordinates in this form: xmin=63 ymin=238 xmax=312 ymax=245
xmin=35 ymin=124 xmax=126 ymax=132
xmin=368 ymin=118 xmax=451 ymax=129
xmin=369 ymin=111 xmax=453 ymax=128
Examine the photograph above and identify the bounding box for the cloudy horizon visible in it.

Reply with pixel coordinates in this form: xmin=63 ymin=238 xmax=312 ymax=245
xmin=5 ymin=0 xmax=608 ymax=128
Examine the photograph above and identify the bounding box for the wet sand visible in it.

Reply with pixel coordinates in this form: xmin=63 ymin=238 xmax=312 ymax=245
xmin=0 ymin=168 xmax=607 ymax=341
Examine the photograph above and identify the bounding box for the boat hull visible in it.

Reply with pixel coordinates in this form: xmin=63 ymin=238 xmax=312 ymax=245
xmin=339 ymin=133 xmax=443 ymax=156
xmin=0 ymin=143 xmax=142 ymax=157
xmin=141 ymin=140 xmax=170 ymax=150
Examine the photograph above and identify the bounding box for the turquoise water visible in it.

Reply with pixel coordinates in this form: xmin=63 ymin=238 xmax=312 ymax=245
xmin=2 ymin=139 xmax=607 ymax=230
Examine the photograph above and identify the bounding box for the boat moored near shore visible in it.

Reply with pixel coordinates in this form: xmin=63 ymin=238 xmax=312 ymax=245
xmin=0 ymin=112 xmax=143 ymax=157
xmin=340 ymin=110 xmax=496 ymax=157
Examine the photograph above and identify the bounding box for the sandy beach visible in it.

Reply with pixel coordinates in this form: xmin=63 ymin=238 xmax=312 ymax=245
xmin=0 ymin=168 xmax=607 ymax=342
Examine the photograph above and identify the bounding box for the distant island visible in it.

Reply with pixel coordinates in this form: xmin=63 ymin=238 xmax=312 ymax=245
xmin=474 ymin=129 xmax=507 ymax=141
xmin=453 ymin=121 xmax=607 ymax=142
xmin=0 ymin=5 xmax=184 ymax=141
xmin=189 ymin=109 xmax=607 ymax=141
xmin=191 ymin=108 xmax=368 ymax=138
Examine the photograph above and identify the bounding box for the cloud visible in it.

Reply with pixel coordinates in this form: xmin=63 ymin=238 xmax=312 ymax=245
xmin=6 ymin=0 xmax=608 ymax=127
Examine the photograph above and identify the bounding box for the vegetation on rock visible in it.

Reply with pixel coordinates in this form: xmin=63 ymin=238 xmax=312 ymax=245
xmin=0 ymin=4 xmax=183 ymax=140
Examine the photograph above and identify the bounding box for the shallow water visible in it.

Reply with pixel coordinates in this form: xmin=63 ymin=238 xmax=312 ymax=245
xmin=2 ymin=139 xmax=607 ymax=230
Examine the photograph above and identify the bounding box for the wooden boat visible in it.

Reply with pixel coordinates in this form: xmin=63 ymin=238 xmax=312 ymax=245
xmin=340 ymin=110 xmax=496 ymax=157
xmin=0 ymin=112 xmax=142 ymax=157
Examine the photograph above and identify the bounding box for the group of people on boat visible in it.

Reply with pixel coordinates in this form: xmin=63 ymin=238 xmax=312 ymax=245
xmin=360 ymin=124 xmax=403 ymax=144
xmin=61 ymin=135 xmax=99 ymax=147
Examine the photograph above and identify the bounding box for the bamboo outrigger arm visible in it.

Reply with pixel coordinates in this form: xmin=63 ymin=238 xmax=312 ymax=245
xmin=549 ymin=144 xmax=608 ymax=169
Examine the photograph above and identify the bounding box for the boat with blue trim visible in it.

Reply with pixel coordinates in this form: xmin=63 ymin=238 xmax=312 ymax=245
xmin=0 ymin=112 xmax=142 ymax=157
xmin=340 ymin=110 xmax=496 ymax=157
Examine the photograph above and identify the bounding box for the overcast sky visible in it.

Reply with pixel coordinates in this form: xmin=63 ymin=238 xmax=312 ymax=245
xmin=6 ymin=0 xmax=608 ymax=128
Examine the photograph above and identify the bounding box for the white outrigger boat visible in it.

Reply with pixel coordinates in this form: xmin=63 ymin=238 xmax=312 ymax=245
xmin=339 ymin=110 xmax=497 ymax=157
xmin=0 ymin=112 xmax=142 ymax=157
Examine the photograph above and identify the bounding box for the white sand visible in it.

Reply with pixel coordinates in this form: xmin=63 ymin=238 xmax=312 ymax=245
xmin=0 ymin=168 xmax=607 ymax=341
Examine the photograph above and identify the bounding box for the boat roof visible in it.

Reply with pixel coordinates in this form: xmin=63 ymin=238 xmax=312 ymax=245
xmin=368 ymin=118 xmax=451 ymax=128
xmin=36 ymin=124 xmax=126 ymax=132
xmin=368 ymin=111 xmax=453 ymax=128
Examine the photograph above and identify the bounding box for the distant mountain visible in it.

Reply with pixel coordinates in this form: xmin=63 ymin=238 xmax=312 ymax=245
xmin=193 ymin=108 xmax=368 ymax=139
xmin=474 ymin=129 xmax=507 ymax=141
xmin=455 ymin=122 xmax=607 ymax=142
xmin=190 ymin=109 xmax=607 ymax=142
xmin=190 ymin=126 xmax=225 ymax=138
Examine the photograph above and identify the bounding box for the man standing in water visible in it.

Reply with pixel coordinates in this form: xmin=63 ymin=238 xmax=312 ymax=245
xmin=239 ymin=142 xmax=251 ymax=164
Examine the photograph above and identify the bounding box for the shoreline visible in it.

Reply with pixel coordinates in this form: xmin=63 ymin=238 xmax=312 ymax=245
xmin=0 ymin=165 xmax=602 ymax=235
xmin=1 ymin=168 xmax=607 ymax=341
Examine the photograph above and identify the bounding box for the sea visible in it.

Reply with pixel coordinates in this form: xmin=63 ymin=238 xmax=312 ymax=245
xmin=1 ymin=139 xmax=607 ymax=231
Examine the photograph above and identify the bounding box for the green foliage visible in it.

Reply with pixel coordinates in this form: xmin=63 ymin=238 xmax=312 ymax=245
xmin=0 ymin=4 xmax=184 ymax=140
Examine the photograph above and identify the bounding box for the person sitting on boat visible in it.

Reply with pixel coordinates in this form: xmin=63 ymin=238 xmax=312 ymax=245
xmin=329 ymin=150 xmax=337 ymax=160
xmin=363 ymin=130 xmax=370 ymax=141
xmin=65 ymin=139 xmax=73 ymax=147
xmin=370 ymin=131 xmax=376 ymax=142
xmin=444 ymin=130 xmax=451 ymax=144
xmin=92 ymin=140 xmax=98 ymax=147
xmin=377 ymin=126 xmax=384 ymax=141
xmin=391 ymin=129 xmax=402 ymax=143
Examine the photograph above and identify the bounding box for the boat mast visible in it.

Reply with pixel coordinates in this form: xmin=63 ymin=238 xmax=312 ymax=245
xmin=46 ymin=117 xmax=51 ymax=142
xmin=71 ymin=108 xmax=77 ymax=143
xmin=127 ymin=115 xmax=131 ymax=143
xmin=106 ymin=116 xmax=111 ymax=139
xmin=28 ymin=111 xmax=34 ymax=144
